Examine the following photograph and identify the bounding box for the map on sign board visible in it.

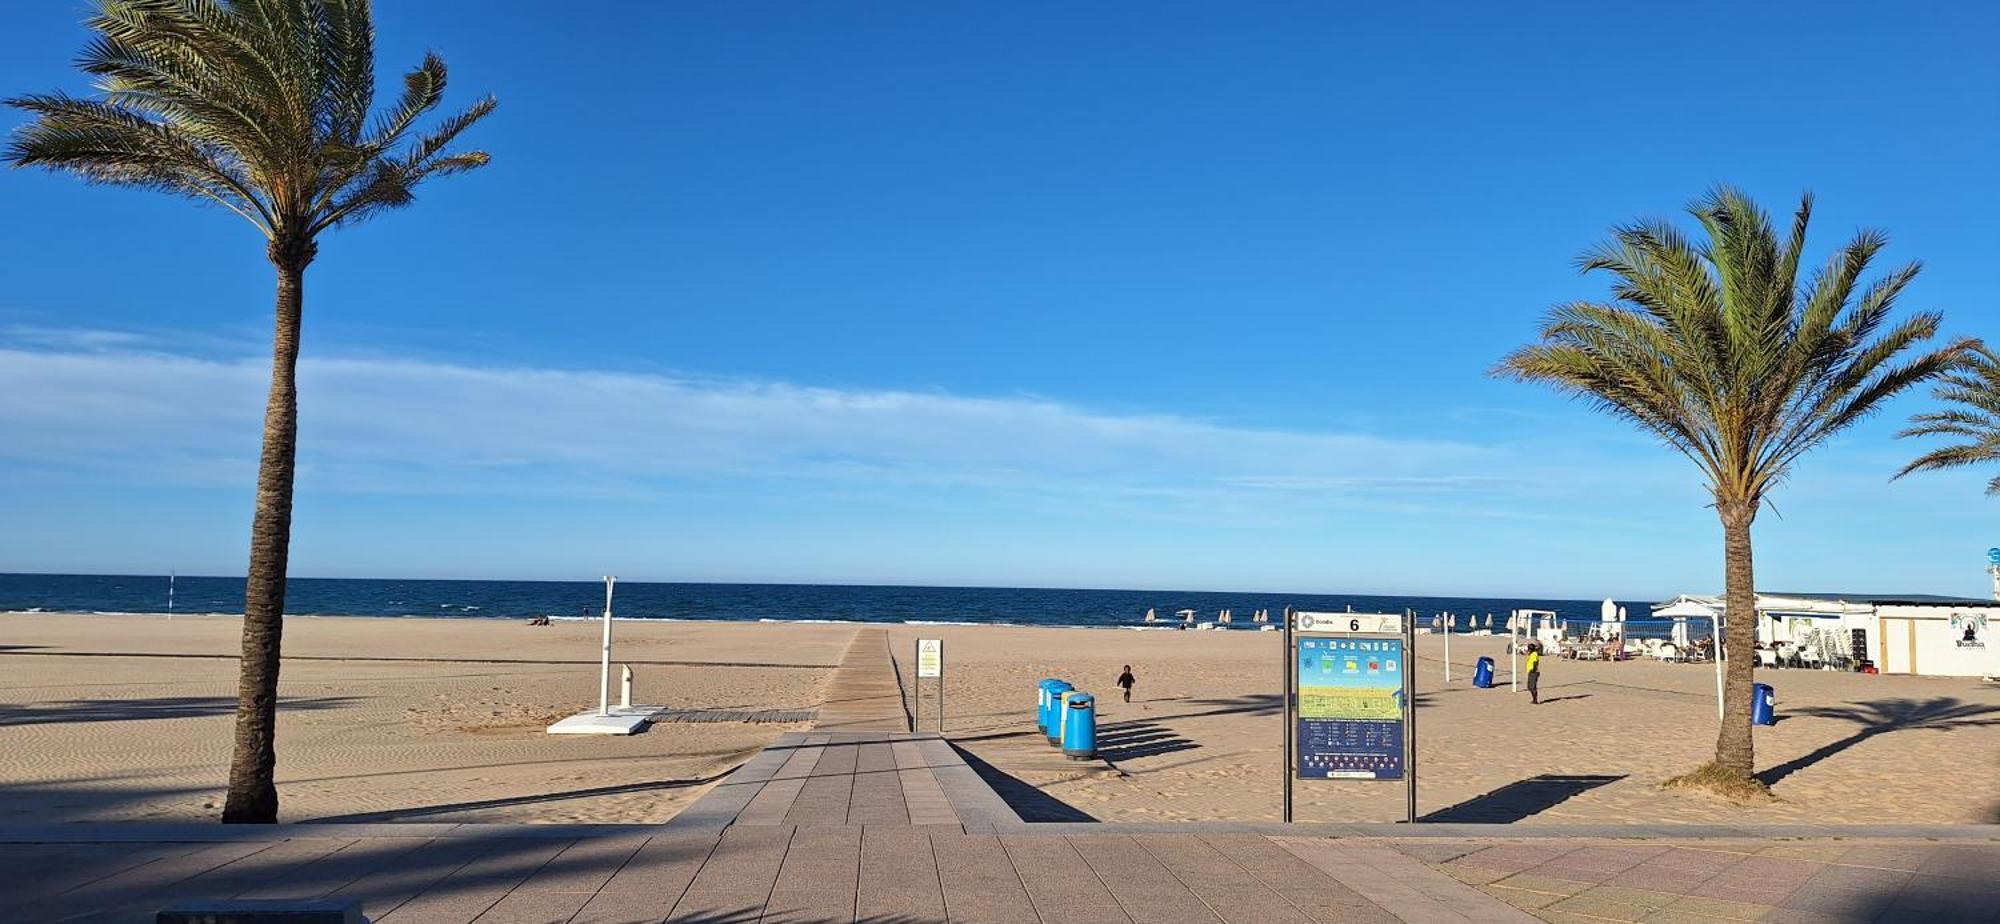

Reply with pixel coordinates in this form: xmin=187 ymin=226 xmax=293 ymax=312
xmin=916 ymin=639 xmax=943 ymax=678
xmin=1296 ymin=635 xmax=1406 ymax=779
xmin=1294 ymin=611 xmax=1403 ymax=635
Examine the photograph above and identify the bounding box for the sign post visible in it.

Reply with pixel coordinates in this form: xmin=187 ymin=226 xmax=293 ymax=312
xmin=916 ymin=638 xmax=944 ymax=732
xmin=1442 ymin=612 xmax=1451 ymax=684
xmin=1286 ymin=610 xmax=1417 ymax=824
xmin=598 ymin=576 xmax=616 ymax=717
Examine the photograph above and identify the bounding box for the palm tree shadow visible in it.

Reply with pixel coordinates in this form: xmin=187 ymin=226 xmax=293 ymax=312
xmin=1756 ymin=697 xmax=2000 ymax=787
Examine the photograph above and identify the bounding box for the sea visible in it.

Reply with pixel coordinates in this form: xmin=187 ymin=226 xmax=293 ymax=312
xmin=0 ymin=573 xmax=1706 ymax=638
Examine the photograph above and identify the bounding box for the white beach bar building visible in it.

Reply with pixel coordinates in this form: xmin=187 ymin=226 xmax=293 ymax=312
xmin=1655 ymin=591 xmax=2000 ymax=678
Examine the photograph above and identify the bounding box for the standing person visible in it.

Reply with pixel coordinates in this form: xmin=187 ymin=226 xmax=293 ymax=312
xmin=1116 ymin=665 xmax=1136 ymax=703
xmin=1525 ymin=642 xmax=1543 ymax=705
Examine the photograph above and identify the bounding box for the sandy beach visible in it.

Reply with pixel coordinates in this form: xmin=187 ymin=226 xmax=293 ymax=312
xmin=2 ymin=613 xmax=1996 ymax=826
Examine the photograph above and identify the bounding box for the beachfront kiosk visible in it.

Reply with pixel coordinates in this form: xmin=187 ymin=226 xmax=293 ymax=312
xmin=1281 ymin=610 xmax=1416 ymax=824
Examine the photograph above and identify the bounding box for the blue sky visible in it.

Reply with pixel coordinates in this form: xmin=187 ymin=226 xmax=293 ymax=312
xmin=2 ymin=1 xmax=1998 ymax=598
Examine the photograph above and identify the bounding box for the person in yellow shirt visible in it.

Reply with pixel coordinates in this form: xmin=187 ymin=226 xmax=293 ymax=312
xmin=1525 ymin=642 xmax=1543 ymax=705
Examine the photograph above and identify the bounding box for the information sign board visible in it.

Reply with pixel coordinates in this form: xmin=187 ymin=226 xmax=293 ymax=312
xmin=1295 ymin=635 xmax=1406 ymax=780
xmin=916 ymin=639 xmax=943 ymax=679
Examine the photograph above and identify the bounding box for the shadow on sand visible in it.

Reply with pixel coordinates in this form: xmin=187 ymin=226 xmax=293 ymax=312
xmin=0 ymin=695 xmax=358 ymax=727
xmin=1756 ymin=696 xmax=2000 ymax=787
xmin=1421 ymin=774 xmax=1624 ymax=823
xmin=951 ymin=744 xmax=1096 ymax=822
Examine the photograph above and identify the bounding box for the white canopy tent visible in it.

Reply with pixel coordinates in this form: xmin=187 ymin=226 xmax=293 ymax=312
xmin=1654 ymin=597 xmax=1725 ymax=720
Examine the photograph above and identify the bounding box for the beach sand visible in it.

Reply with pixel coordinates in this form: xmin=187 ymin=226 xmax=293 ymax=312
xmin=0 ymin=613 xmax=850 ymax=824
xmin=877 ymin=624 xmax=2000 ymax=826
xmin=2 ymin=613 xmax=1996 ymax=826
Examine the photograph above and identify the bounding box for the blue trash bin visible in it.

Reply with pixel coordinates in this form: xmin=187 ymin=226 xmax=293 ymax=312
xmin=1752 ymin=682 xmax=1776 ymax=726
xmin=1061 ymin=692 xmax=1097 ymax=760
xmin=1042 ymin=681 xmax=1073 ymax=745
xmin=1473 ymin=656 xmax=1495 ymax=689
xmin=1035 ymin=679 xmax=1060 ymax=734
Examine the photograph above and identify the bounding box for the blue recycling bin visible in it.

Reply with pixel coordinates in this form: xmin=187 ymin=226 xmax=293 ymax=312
xmin=1042 ymin=681 xmax=1073 ymax=745
xmin=1752 ymin=682 xmax=1776 ymax=726
xmin=1061 ymin=692 xmax=1097 ymax=759
xmin=1473 ymin=656 xmax=1495 ymax=689
xmin=1040 ymin=676 xmax=1072 ymax=732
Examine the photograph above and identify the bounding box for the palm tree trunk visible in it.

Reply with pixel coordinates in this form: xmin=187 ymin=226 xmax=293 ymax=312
xmin=221 ymin=238 xmax=314 ymax=823
xmin=1712 ymin=499 xmax=1758 ymax=777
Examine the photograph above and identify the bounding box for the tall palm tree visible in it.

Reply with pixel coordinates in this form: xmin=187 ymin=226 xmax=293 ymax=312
xmin=6 ymin=0 xmax=493 ymax=822
xmin=1495 ymin=187 xmax=1969 ymax=790
xmin=1897 ymin=344 xmax=2000 ymax=493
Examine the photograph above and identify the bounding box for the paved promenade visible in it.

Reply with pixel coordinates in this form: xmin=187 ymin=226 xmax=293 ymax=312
xmin=4 ymin=823 xmax=1997 ymax=923
xmin=8 ymin=629 xmax=1997 ymax=922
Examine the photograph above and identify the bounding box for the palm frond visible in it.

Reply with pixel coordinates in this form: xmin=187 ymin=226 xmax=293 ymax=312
xmin=1496 ymin=185 xmax=1970 ymax=509
xmin=7 ymin=0 xmax=489 ymax=247
xmin=1896 ymin=342 xmax=2000 ymax=487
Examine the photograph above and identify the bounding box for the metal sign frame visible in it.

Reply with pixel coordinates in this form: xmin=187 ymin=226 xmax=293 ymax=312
xmin=914 ymin=639 xmax=944 ymax=732
xmin=1283 ymin=609 xmax=1416 ymax=824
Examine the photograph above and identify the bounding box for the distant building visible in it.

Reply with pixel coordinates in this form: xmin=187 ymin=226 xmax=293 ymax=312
xmin=1654 ymin=592 xmax=1999 ymax=678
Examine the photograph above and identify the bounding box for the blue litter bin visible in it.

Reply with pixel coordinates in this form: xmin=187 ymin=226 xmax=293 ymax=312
xmin=1752 ymin=682 xmax=1776 ymax=726
xmin=1042 ymin=681 xmax=1073 ymax=745
xmin=1061 ymin=692 xmax=1097 ymax=760
xmin=1040 ymin=676 xmax=1072 ymax=732
xmin=1473 ymin=656 xmax=1495 ymax=689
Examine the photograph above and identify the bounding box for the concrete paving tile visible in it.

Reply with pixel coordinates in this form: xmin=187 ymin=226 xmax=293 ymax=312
xmin=235 ymin=837 xmax=437 ymax=901
xmin=328 ymin=836 xmax=499 ymax=919
xmin=1480 ymin=884 xmax=1566 ymax=911
xmin=1439 ymin=864 xmax=1510 ymax=887
xmin=1133 ymin=834 xmax=1314 ymax=924
xmin=1391 ymin=842 xmax=1486 ymax=865
xmin=663 ymin=826 xmax=794 ymax=924
xmin=1794 ymin=863 xmax=1912 ymax=895
xmin=1639 ymin=909 xmax=1753 ymax=924
xmin=854 ymin=828 xmax=945 ymax=922
xmin=571 ymin=833 xmax=721 ymax=924
xmin=1776 ymin=884 xmax=1902 ymax=919
xmin=931 ymin=832 xmax=1039 ymax=924
xmin=763 ymin=825 xmax=861 ymax=924
xmin=1203 ymin=835 xmax=1400 ymax=924
xmin=13 ymin=839 xmax=281 ymax=922
xmin=1655 ymin=894 xmax=1770 ymax=921
xmin=1913 ymin=845 xmax=2000 ymax=881
xmin=1001 ymin=835 xmax=1130 ymax=923
xmin=1754 ymin=909 xmax=1845 ymax=924
xmin=1833 ymin=844 xmax=1933 ymax=872
xmin=375 ymin=838 xmax=570 ymax=924
xmin=1489 ymin=873 xmax=1592 ymax=896
xmin=1883 ymin=872 xmax=2000 ymax=920
xmin=1544 ymin=891 xmax=1655 ymax=922
xmin=1601 ymin=864 xmax=1722 ymax=896
xmin=1074 ymin=835 xmax=1222 ymax=924
xmin=1756 ymin=844 xmax=1848 ymax=862
xmin=1579 ymin=884 xmax=1678 ymax=913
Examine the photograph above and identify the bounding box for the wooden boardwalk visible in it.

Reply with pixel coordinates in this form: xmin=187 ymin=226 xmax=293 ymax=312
xmin=807 ymin=629 xmax=909 ymax=734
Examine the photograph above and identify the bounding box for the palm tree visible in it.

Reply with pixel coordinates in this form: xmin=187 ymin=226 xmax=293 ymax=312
xmin=6 ymin=0 xmax=493 ymax=822
xmin=1897 ymin=344 xmax=2000 ymax=493
xmin=1495 ymin=187 xmax=1969 ymax=791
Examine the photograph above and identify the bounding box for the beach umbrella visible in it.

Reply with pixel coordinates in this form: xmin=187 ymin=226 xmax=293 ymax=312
xmin=1144 ymin=608 xmax=1157 ymax=623
xmin=1485 ymin=614 xmax=1494 ymax=628
xmin=1600 ymin=598 xmax=1616 ymax=622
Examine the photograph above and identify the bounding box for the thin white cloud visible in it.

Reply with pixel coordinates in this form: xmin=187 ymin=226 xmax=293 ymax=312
xmin=0 ymin=330 xmax=1629 ymax=525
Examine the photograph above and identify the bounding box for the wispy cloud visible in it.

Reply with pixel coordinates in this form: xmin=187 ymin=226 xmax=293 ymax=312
xmin=0 ymin=328 xmax=1649 ymax=526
